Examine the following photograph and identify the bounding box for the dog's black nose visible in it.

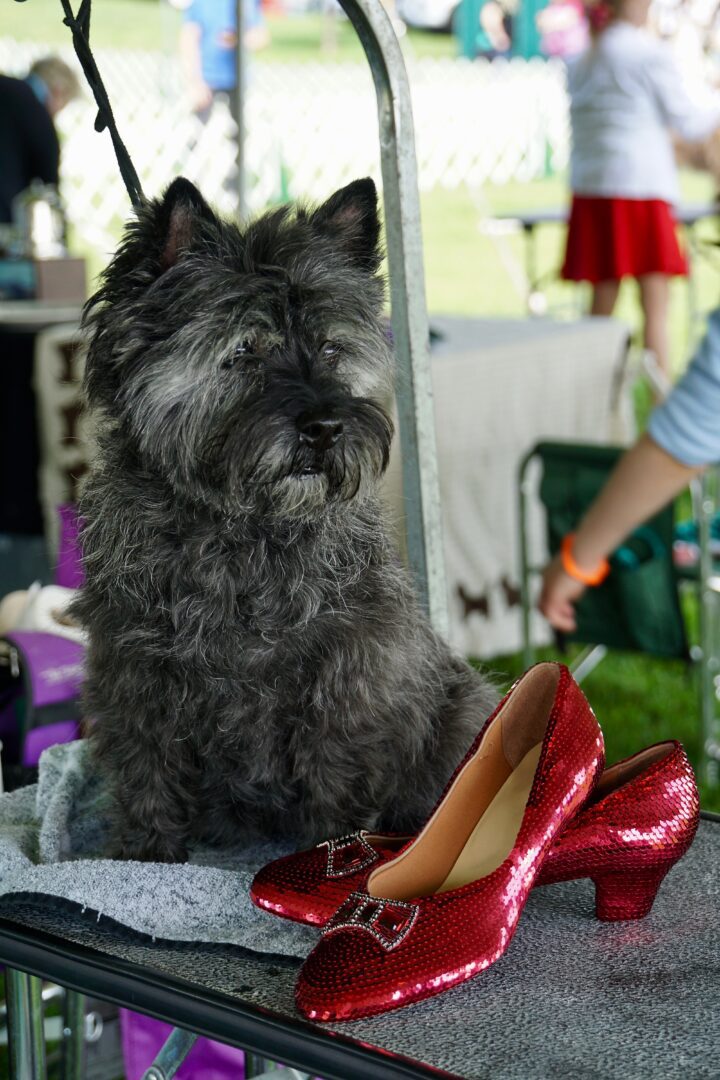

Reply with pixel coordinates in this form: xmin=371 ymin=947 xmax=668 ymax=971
xmin=297 ymin=415 xmax=344 ymax=452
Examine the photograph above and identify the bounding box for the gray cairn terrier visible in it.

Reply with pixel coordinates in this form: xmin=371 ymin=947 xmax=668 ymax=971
xmin=72 ymin=176 xmax=498 ymax=862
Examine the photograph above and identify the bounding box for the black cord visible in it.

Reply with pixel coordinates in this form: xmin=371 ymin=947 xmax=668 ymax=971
xmin=14 ymin=0 xmax=145 ymax=210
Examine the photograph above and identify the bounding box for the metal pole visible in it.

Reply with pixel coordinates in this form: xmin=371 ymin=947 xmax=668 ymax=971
xmin=518 ymin=448 xmax=534 ymax=671
xmin=337 ymin=0 xmax=448 ymax=634
xmin=141 ymin=1026 xmax=199 ymax=1080
xmin=234 ymin=0 xmax=246 ymax=218
xmin=686 ymin=227 xmax=698 ymax=350
xmin=525 ymin=224 xmax=536 ymax=314
xmin=244 ymin=1053 xmax=274 ymax=1076
xmin=245 ymin=1069 xmax=310 ymax=1080
xmin=61 ymin=990 xmax=85 ymax=1080
xmin=699 ymin=471 xmax=720 ymax=786
xmin=570 ymin=644 xmax=608 ymax=685
xmin=5 ymin=969 xmax=47 ymax=1080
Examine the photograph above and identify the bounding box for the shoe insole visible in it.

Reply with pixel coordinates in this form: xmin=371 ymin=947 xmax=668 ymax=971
xmin=437 ymin=743 xmax=543 ymax=893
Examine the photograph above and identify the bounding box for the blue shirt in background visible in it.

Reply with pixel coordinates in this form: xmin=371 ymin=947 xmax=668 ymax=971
xmin=649 ymin=308 xmax=720 ymax=466
xmin=185 ymin=0 xmax=262 ymax=91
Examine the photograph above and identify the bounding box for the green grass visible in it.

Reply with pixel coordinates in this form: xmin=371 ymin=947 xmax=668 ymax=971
xmin=4 ymin=1 xmax=457 ymax=61
xmin=483 ymin=648 xmax=717 ymax=808
xmin=3 ymin=0 xmax=177 ymax=49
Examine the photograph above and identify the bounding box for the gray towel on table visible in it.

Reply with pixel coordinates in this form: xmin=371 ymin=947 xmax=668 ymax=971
xmin=0 ymin=740 xmax=317 ymax=957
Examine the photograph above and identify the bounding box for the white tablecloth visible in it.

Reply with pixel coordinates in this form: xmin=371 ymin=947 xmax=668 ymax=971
xmin=383 ymin=316 xmax=635 ymax=660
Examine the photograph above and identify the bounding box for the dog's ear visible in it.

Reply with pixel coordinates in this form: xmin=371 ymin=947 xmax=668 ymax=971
xmin=154 ymin=178 xmax=220 ymax=270
xmin=311 ymin=178 xmax=381 ymax=273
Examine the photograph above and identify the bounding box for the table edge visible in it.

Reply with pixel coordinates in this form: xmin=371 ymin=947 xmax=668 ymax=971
xmin=0 ymin=914 xmax=457 ymax=1080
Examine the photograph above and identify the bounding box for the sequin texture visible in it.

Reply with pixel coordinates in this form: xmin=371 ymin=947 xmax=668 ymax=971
xmin=536 ymin=739 xmax=699 ymax=920
xmin=295 ymin=663 xmax=605 ymax=1021
xmin=250 ymin=831 xmax=410 ymax=926
xmin=251 ymin=741 xmax=699 ymax=934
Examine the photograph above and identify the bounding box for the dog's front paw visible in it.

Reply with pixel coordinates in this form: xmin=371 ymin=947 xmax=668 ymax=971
xmin=112 ymin=834 xmax=189 ymax=864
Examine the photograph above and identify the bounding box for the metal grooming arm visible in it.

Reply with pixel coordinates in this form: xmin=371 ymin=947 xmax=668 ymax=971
xmin=336 ymin=0 xmax=448 ymax=636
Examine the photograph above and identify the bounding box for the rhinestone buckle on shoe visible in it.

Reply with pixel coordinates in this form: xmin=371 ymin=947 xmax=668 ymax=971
xmin=318 ymin=832 xmax=380 ymax=879
xmin=324 ymin=891 xmax=419 ymax=951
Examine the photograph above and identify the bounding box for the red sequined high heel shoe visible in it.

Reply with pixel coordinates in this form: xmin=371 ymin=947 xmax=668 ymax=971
xmin=536 ymin=739 xmax=699 ymax=920
xmin=250 ymin=739 xmax=698 ymax=927
xmin=294 ymin=662 xmax=604 ymax=1021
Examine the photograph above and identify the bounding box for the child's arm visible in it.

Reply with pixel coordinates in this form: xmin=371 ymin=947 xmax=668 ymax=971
xmin=650 ymin=47 xmax=720 ymax=142
xmin=539 ymin=434 xmax=701 ymax=632
xmin=648 ymin=310 xmax=720 ymax=469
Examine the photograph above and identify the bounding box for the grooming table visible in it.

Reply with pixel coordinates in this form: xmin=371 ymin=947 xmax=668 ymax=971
xmin=0 ymin=813 xmax=717 ymax=1080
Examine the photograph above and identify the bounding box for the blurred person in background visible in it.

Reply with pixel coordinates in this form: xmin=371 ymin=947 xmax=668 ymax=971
xmin=0 ymin=56 xmax=81 ymax=223
xmin=561 ymin=0 xmax=720 ymax=383
xmin=477 ymin=0 xmax=514 ymax=58
xmin=657 ymin=0 xmax=720 ymax=178
xmin=537 ymin=0 xmax=590 ymax=59
xmin=0 ymin=58 xmax=80 ymax=552
xmin=179 ymin=0 xmax=270 ymax=123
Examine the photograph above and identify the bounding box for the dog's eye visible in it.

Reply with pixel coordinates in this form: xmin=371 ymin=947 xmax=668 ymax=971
xmin=321 ymin=341 xmax=342 ymax=366
xmin=221 ymin=340 xmax=254 ymax=369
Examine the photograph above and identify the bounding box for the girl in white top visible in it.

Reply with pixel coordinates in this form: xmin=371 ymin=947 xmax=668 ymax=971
xmin=562 ymin=0 xmax=720 ymax=378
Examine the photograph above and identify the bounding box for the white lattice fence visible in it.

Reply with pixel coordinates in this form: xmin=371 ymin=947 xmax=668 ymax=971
xmin=0 ymin=38 xmax=569 ymax=258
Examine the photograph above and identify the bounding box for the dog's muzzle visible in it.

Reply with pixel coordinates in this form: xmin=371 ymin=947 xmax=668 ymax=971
xmin=296 ymin=412 xmax=344 ymax=476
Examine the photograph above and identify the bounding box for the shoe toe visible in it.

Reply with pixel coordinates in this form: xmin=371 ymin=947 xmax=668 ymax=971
xmin=251 ymin=847 xmax=336 ymax=926
xmin=296 ymin=929 xmax=392 ymax=1022
xmin=251 ymin=834 xmax=400 ymax=927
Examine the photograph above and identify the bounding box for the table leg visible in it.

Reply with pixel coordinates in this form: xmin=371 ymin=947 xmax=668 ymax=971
xmin=141 ymin=1026 xmax=198 ymax=1080
xmin=686 ymin=225 xmax=698 ymax=351
xmin=246 ymin=1069 xmax=312 ymax=1080
xmin=524 ymin=223 xmax=536 ymax=313
xmin=5 ymin=968 xmax=47 ymax=1080
xmin=518 ymin=448 xmax=536 ymax=670
xmin=61 ymin=990 xmax=85 ymax=1080
xmin=245 ymin=1052 xmax=274 ymax=1076
xmin=699 ymin=471 xmax=720 ymax=787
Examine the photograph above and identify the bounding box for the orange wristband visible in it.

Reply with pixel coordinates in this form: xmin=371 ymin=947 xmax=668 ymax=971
xmin=561 ymin=533 xmax=610 ymax=587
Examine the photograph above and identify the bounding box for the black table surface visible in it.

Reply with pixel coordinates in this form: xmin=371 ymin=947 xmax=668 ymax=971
xmin=0 ymin=815 xmax=718 ymax=1080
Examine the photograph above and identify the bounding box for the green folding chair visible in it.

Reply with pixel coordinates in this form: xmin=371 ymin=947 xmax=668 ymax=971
xmin=519 ymin=441 xmax=689 ymax=667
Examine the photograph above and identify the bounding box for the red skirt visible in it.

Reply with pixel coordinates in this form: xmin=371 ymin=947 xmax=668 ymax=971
xmin=561 ymin=195 xmax=688 ymax=283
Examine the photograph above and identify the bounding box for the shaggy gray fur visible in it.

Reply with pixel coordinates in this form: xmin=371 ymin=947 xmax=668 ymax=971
xmin=71 ymin=176 xmax=498 ymax=863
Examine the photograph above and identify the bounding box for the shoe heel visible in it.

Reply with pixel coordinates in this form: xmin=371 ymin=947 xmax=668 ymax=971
xmin=593 ymin=866 xmax=668 ymax=922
